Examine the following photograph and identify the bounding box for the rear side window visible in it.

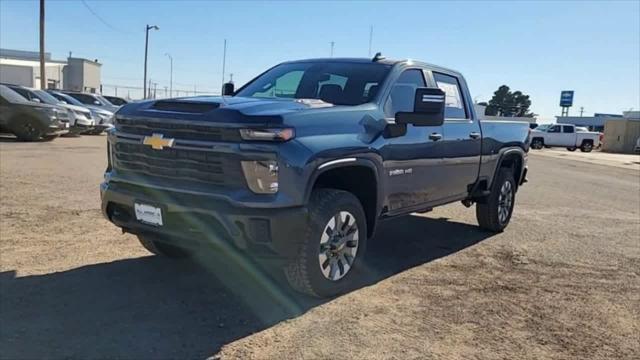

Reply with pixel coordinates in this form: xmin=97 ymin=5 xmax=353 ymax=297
xmin=69 ymin=93 xmax=98 ymax=105
xmin=563 ymin=125 xmax=574 ymax=133
xmin=433 ymin=72 xmax=467 ymax=119
xmin=384 ymin=69 xmax=426 ymax=117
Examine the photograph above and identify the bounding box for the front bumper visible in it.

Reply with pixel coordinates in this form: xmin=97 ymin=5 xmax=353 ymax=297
xmin=100 ymin=180 xmax=308 ymax=259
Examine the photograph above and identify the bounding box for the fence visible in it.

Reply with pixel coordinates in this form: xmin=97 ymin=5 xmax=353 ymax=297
xmin=100 ymin=83 xmax=219 ymax=100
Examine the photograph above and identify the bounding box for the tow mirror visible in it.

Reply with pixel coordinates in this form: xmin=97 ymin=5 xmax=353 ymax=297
xmin=395 ymin=87 xmax=445 ymax=127
xmin=222 ymin=82 xmax=235 ymax=96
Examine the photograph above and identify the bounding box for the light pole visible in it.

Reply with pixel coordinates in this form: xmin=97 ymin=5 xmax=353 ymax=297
xmin=143 ymin=24 xmax=159 ymax=99
xmin=165 ymin=53 xmax=173 ymax=98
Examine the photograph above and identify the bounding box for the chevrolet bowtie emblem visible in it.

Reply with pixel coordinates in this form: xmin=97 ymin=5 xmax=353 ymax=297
xmin=143 ymin=133 xmax=175 ymax=150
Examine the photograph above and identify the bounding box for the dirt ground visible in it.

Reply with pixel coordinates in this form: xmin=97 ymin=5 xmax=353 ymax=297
xmin=0 ymin=135 xmax=638 ymax=360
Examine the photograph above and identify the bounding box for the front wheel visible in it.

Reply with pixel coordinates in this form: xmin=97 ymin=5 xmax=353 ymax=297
xmin=530 ymin=138 xmax=544 ymax=150
xmin=284 ymin=189 xmax=367 ymax=298
xmin=13 ymin=118 xmax=42 ymax=141
xmin=476 ymin=168 xmax=516 ymax=232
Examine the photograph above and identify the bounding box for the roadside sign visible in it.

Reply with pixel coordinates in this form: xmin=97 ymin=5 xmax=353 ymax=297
xmin=560 ymin=91 xmax=574 ymax=107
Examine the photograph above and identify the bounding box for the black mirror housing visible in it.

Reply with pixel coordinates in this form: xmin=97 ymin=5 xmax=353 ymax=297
xmin=222 ymin=82 xmax=235 ymax=96
xmin=395 ymin=87 xmax=445 ymax=127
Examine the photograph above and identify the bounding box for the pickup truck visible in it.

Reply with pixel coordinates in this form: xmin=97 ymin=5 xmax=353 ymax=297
xmin=101 ymin=57 xmax=529 ymax=297
xmin=530 ymin=123 xmax=599 ymax=152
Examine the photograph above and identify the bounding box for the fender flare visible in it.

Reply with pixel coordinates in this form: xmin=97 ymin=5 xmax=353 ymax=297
xmin=492 ymin=147 xmax=527 ymax=187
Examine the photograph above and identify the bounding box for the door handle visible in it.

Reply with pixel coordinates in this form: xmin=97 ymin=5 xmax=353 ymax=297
xmin=429 ymin=132 xmax=443 ymax=141
xmin=469 ymin=132 xmax=481 ymax=139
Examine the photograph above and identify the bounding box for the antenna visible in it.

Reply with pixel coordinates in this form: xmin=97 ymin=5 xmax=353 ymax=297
xmin=220 ymin=39 xmax=228 ymax=105
xmin=368 ymin=26 xmax=373 ymax=57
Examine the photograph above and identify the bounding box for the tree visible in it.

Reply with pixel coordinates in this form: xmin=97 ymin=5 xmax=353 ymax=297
xmin=485 ymin=85 xmax=534 ymax=117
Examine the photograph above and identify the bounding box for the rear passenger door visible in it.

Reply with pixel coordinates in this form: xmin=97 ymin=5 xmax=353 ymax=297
xmin=434 ymin=72 xmax=482 ymax=200
xmin=562 ymin=125 xmax=576 ymax=146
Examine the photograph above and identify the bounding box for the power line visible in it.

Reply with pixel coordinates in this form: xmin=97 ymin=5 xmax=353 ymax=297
xmin=80 ymin=0 xmax=129 ymax=34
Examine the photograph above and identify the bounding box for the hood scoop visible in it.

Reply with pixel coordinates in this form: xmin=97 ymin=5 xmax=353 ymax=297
xmin=151 ymin=100 xmax=220 ymax=113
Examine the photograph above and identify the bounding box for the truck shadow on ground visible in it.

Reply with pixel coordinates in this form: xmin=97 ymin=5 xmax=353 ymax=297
xmin=0 ymin=215 xmax=493 ymax=359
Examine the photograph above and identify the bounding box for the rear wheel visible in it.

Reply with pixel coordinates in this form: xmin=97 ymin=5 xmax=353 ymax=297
xmin=530 ymin=138 xmax=544 ymax=150
xmin=13 ymin=118 xmax=42 ymax=141
xmin=580 ymin=141 xmax=593 ymax=152
xmin=137 ymin=234 xmax=190 ymax=258
xmin=285 ymin=189 xmax=367 ymax=298
xmin=476 ymin=168 xmax=516 ymax=232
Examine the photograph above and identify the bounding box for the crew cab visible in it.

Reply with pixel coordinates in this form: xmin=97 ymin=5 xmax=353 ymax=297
xmin=530 ymin=123 xmax=599 ymax=152
xmin=101 ymin=57 xmax=529 ymax=297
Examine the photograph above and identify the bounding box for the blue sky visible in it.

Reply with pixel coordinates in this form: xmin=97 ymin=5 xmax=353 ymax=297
xmin=1 ymin=0 xmax=639 ymax=121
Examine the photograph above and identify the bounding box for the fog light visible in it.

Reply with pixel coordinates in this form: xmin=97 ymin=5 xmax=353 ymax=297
xmin=241 ymin=160 xmax=279 ymax=194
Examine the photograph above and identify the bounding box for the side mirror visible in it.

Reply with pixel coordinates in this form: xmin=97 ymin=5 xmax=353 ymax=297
xmin=395 ymin=88 xmax=445 ymax=127
xmin=222 ymin=82 xmax=235 ymax=96
xmin=94 ymin=100 xmax=101 ymax=105
xmin=31 ymin=98 xmax=41 ymax=103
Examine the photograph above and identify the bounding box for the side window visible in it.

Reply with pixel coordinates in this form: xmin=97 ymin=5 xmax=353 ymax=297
xmin=433 ymin=72 xmax=467 ymax=119
xmin=549 ymin=125 xmax=561 ymax=133
xmin=384 ymin=69 xmax=426 ymax=117
xmin=563 ymin=125 xmax=574 ymax=133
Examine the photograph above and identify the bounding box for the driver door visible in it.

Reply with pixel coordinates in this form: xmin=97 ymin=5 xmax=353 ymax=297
xmin=379 ymin=69 xmax=445 ymax=213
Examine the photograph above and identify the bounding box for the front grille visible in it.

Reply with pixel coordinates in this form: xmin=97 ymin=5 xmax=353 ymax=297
xmin=116 ymin=117 xmax=241 ymax=142
xmin=113 ymin=142 xmax=244 ymax=187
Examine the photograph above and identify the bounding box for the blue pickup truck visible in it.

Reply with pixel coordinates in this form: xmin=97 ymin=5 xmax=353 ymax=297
xmin=101 ymin=56 xmax=529 ymax=297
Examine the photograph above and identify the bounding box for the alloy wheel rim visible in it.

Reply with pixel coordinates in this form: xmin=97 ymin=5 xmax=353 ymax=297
xmin=497 ymin=181 xmax=513 ymax=224
xmin=318 ymin=211 xmax=359 ymax=281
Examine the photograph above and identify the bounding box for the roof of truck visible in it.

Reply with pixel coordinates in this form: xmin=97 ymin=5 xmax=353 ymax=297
xmin=283 ymin=57 xmax=463 ymax=76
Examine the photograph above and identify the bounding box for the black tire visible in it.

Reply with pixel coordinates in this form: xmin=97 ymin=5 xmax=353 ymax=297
xmin=284 ymin=188 xmax=367 ymax=298
xmin=137 ymin=234 xmax=190 ymax=258
xmin=42 ymin=134 xmax=59 ymax=141
xmin=580 ymin=141 xmax=593 ymax=152
xmin=530 ymin=138 xmax=544 ymax=150
xmin=13 ymin=118 xmax=42 ymax=141
xmin=476 ymin=168 xmax=516 ymax=232
xmin=566 ymin=147 xmax=576 ymax=152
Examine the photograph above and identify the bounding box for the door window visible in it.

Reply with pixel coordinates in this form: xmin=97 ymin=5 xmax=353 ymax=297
xmin=562 ymin=125 xmax=575 ymax=133
xmin=433 ymin=72 xmax=467 ymax=119
xmin=548 ymin=125 xmax=561 ymax=133
xmin=384 ymin=69 xmax=426 ymax=117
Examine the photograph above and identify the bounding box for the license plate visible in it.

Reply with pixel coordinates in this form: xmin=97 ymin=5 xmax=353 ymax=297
xmin=134 ymin=203 xmax=163 ymax=226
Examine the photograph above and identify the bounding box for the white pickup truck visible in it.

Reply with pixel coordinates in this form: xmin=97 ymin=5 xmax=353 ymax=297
xmin=530 ymin=123 xmax=600 ymax=152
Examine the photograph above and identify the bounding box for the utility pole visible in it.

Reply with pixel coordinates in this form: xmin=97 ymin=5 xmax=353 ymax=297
xmin=330 ymin=41 xmax=334 ymax=57
xmin=368 ymin=25 xmax=373 ymax=57
xmin=222 ymin=39 xmax=227 ymax=87
xmin=143 ymin=24 xmax=159 ymax=99
xmin=580 ymin=107 xmax=584 ymax=117
xmin=39 ymin=0 xmax=45 ymax=89
xmin=165 ymin=53 xmax=173 ymax=97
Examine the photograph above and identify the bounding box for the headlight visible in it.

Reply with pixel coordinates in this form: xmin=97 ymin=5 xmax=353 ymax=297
xmin=241 ymin=160 xmax=279 ymax=194
xmin=240 ymin=128 xmax=295 ymax=142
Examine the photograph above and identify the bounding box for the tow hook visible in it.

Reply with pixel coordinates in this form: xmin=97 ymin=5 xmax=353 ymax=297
xmin=461 ymin=199 xmax=474 ymax=208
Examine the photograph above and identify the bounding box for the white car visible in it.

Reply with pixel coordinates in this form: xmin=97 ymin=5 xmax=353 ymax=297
xmin=530 ymin=123 xmax=600 ymax=152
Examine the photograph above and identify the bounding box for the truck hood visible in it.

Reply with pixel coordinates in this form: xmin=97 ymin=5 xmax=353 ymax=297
xmin=116 ymin=96 xmax=337 ymax=125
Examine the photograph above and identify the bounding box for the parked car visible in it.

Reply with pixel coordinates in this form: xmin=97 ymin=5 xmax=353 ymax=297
xmin=60 ymin=91 xmax=120 ymax=113
xmin=0 ymin=84 xmax=69 ymax=141
xmin=101 ymin=57 xmax=530 ymax=297
xmin=530 ymin=123 xmax=600 ymax=152
xmin=103 ymin=95 xmax=128 ymax=106
xmin=635 ymin=137 xmax=640 ymax=153
xmin=47 ymin=90 xmax=114 ymax=135
xmin=5 ymin=84 xmax=94 ymax=135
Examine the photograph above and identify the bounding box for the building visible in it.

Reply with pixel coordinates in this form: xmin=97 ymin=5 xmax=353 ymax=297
xmin=0 ymin=48 xmax=101 ymax=92
xmin=602 ymin=111 xmax=640 ymax=154
xmin=473 ymin=104 xmax=537 ymax=124
xmin=555 ymin=113 xmax=626 ymax=132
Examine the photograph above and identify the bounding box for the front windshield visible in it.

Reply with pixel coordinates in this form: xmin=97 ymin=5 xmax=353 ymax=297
xmin=33 ymin=90 xmax=62 ymax=105
xmin=96 ymin=95 xmax=115 ymax=106
xmin=235 ymin=61 xmax=392 ymax=106
xmin=536 ymin=124 xmax=551 ymax=131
